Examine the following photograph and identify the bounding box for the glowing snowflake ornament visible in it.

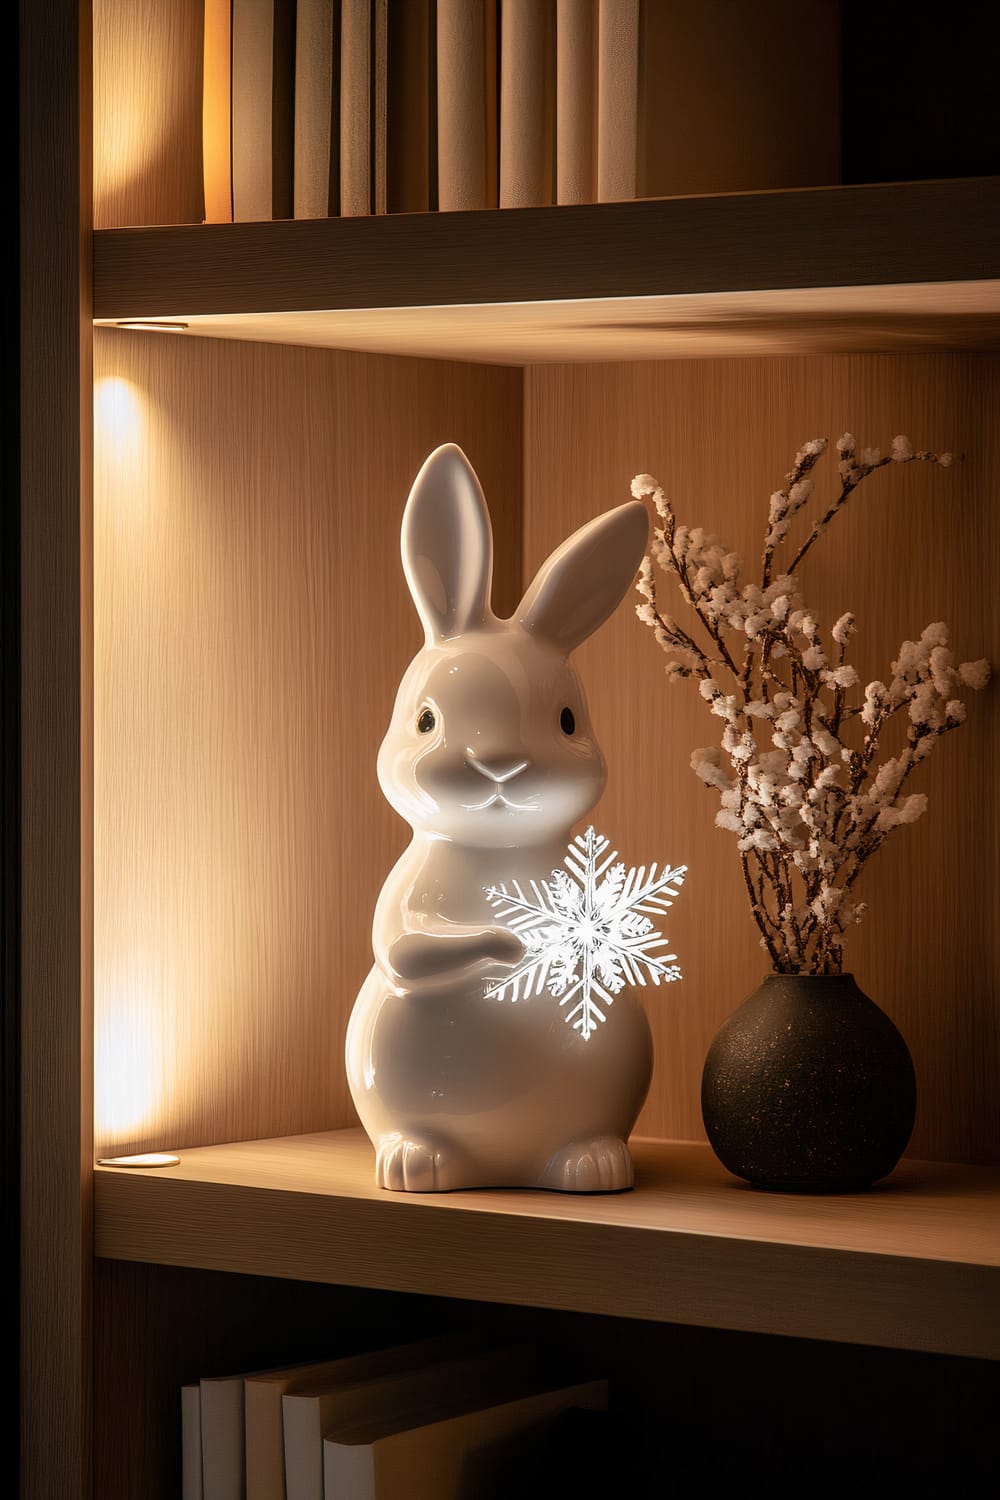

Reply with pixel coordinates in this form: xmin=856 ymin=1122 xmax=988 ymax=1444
xmin=484 ymin=827 xmax=687 ymax=1040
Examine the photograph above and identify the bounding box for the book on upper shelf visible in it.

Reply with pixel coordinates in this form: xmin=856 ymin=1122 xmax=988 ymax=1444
xmin=436 ymin=0 xmax=498 ymax=210
xmin=231 ymin=0 xmax=296 ymax=221
xmin=499 ymin=0 xmax=554 ymax=207
xmin=203 ymin=0 xmax=233 ymax=221
xmin=294 ymin=0 xmax=341 ymax=217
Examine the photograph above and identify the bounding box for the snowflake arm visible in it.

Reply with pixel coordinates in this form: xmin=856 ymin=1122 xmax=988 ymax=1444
xmin=484 ymin=827 xmax=687 ymax=1039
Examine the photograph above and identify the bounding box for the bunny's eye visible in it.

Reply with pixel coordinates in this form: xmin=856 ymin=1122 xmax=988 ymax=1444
xmin=417 ymin=707 xmax=436 ymax=734
xmin=560 ymin=707 xmax=576 ymax=735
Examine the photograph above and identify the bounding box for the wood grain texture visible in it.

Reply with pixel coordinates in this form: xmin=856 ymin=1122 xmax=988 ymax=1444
xmin=524 ymin=355 xmax=1000 ymax=1165
xmin=91 ymin=178 xmax=1000 ymax=319
xmin=94 ymin=280 xmax=1000 ymax=365
xmin=93 ymin=1129 xmax=1000 ymax=1359
xmin=93 ymin=330 xmax=522 ymax=1157
xmin=20 ymin=2 xmax=93 ymax=1497
xmin=92 ymin=1259 xmax=1000 ymax=1500
xmin=93 ymin=0 xmax=204 ymax=228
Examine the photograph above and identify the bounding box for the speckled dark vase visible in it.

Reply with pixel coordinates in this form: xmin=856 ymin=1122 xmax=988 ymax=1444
xmin=701 ymin=972 xmax=916 ymax=1193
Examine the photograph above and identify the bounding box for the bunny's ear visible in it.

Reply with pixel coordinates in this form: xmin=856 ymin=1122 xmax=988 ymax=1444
xmin=401 ymin=444 xmax=495 ymax=644
xmin=516 ymin=500 xmax=649 ymax=654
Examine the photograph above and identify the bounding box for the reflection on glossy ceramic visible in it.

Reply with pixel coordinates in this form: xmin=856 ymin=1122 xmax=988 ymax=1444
xmin=345 ymin=443 xmax=651 ymax=1191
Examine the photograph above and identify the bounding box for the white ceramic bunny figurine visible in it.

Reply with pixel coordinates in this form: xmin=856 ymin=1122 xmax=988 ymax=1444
xmin=346 ymin=443 xmax=651 ymax=1192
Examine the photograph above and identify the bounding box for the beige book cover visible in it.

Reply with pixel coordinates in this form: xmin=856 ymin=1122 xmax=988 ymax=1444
xmin=437 ymin=0 xmax=496 ymax=211
xmin=339 ymin=0 xmax=371 ymax=215
xmin=284 ymin=1344 xmax=536 ymax=1500
xmin=596 ymin=0 xmax=638 ymax=202
xmin=323 ymin=1378 xmax=609 ymax=1499
xmin=245 ymin=1331 xmax=484 ymax=1500
xmin=231 ymin=0 xmax=296 ymax=221
xmin=556 ymin=0 xmax=596 ymax=203
xmin=294 ymin=0 xmax=340 ymax=217
xmin=499 ymin=0 xmax=555 ymax=207
xmin=200 ymin=1372 xmax=245 ymax=1500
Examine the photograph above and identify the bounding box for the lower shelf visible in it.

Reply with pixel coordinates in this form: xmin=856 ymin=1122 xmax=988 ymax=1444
xmin=94 ymin=1129 xmax=1000 ymax=1361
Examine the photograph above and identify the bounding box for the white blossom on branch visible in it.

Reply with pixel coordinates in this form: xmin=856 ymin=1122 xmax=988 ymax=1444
xmin=633 ymin=434 xmax=990 ymax=975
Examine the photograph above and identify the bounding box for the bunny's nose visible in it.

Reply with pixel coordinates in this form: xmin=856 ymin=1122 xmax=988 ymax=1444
xmin=466 ymin=753 xmax=529 ymax=785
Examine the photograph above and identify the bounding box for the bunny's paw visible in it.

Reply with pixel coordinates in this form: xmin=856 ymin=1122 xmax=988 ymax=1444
xmin=537 ymin=1136 xmax=634 ymax=1193
xmin=376 ymin=1133 xmax=453 ymax=1192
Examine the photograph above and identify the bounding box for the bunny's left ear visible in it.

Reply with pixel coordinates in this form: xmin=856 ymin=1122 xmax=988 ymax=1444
xmin=515 ymin=500 xmax=649 ymax=654
xmin=401 ymin=443 xmax=496 ymax=645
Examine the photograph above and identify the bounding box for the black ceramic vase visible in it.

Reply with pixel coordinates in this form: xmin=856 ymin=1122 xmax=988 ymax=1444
xmin=701 ymin=972 xmax=916 ymax=1193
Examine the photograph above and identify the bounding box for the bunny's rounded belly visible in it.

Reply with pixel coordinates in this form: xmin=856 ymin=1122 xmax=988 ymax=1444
xmin=346 ymin=964 xmax=653 ymax=1190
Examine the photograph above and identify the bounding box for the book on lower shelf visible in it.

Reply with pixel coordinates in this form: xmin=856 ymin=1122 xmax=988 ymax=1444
xmin=284 ymin=1342 xmax=538 ymax=1500
xmin=322 ymin=1378 xmax=609 ymax=1499
xmin=185 ymin=1329 xmax=587 ymax=1500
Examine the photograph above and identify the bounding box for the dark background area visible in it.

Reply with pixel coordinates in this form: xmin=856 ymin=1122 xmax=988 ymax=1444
xmin=841 ymin=0 xmax=1000 ymax=183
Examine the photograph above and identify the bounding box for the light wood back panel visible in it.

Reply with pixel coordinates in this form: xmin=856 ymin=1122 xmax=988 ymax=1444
xmin=94 ymin=330 xmax=522 ymax=1155
xmin=524 ymin=355 xmax=999 ymax=1165
xmin=93 ymin=0 xmax=204 ymax=227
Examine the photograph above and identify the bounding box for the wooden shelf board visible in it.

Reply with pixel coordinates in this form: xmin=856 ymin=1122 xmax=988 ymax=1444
xmin=94 ymin=280 xmax=1000 ymax=365
xmin=95 ymin=1129 xmax=1000 ymax=1361
xmin=92 ymin=179 xmax=1000 ymax=363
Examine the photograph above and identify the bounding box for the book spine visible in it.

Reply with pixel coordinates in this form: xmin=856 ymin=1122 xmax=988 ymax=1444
xmin=556 ymin=0 xmax=595 ymax=203
xmin=499 ymin=0 xmax=554 ymax=207
xmin=200 ymin=1379 xmax=245 ymax=1500
xmin=232 ymin=0 xmax=294 ymax=221
xmin=294 ymin=0 xmax=339 ymax=217
xmin=340 ymin=0 xmax=372 ymax=215
xmin=182 ymin=1385 xmax=204 ymax=1500
xmin=372 ymin=0 xmax=388 ymax=214
xmin=202 ymin=0 xmax=233 ymax=222
xmin=596 ymin=0 xmax=638 ymax=202
xmin=436 ymin=0 xmax=489 ymax=212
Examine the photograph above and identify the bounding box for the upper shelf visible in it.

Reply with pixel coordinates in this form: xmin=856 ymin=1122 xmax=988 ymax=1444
xmin=95 ymin=1128 xmax=1000 ymax=1362
xmin=93 ymin=178 xmax=1000 ymax=365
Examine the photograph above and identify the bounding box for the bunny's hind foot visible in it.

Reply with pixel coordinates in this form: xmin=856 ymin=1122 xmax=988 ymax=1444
xmin=376 ymin=1133 xmax=457 ymax=1192
xmin=537 ymin=1136 xmax=635 ymax=1193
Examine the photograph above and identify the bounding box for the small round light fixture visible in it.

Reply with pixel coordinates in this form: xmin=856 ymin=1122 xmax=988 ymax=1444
xmin=97 ymin=1152 xmax=181 ymax=1168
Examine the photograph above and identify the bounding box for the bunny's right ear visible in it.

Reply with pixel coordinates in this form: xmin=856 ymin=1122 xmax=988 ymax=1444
xmin=401 ymin=444 xmax=495 ymax=645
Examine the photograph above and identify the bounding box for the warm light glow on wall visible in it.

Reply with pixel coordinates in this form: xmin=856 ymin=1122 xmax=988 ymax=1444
xmin=94 ymin=988 xmax=164 ymax=1150
xmin=95 ymin=375 xmax=144 ymax=449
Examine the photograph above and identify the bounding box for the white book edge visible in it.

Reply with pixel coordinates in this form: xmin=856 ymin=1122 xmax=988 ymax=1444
xmin=200 ymin=1374 xmax=245 ymax=1500
xmin=182 ymin=1384 xmax=203 ymax=1500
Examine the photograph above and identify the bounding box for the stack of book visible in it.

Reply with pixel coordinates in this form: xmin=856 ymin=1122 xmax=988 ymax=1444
xmin=182 ymin=1329 xmax=608 ymax=1498
xmin=202 ymin=0 xmax=641 ymax=222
